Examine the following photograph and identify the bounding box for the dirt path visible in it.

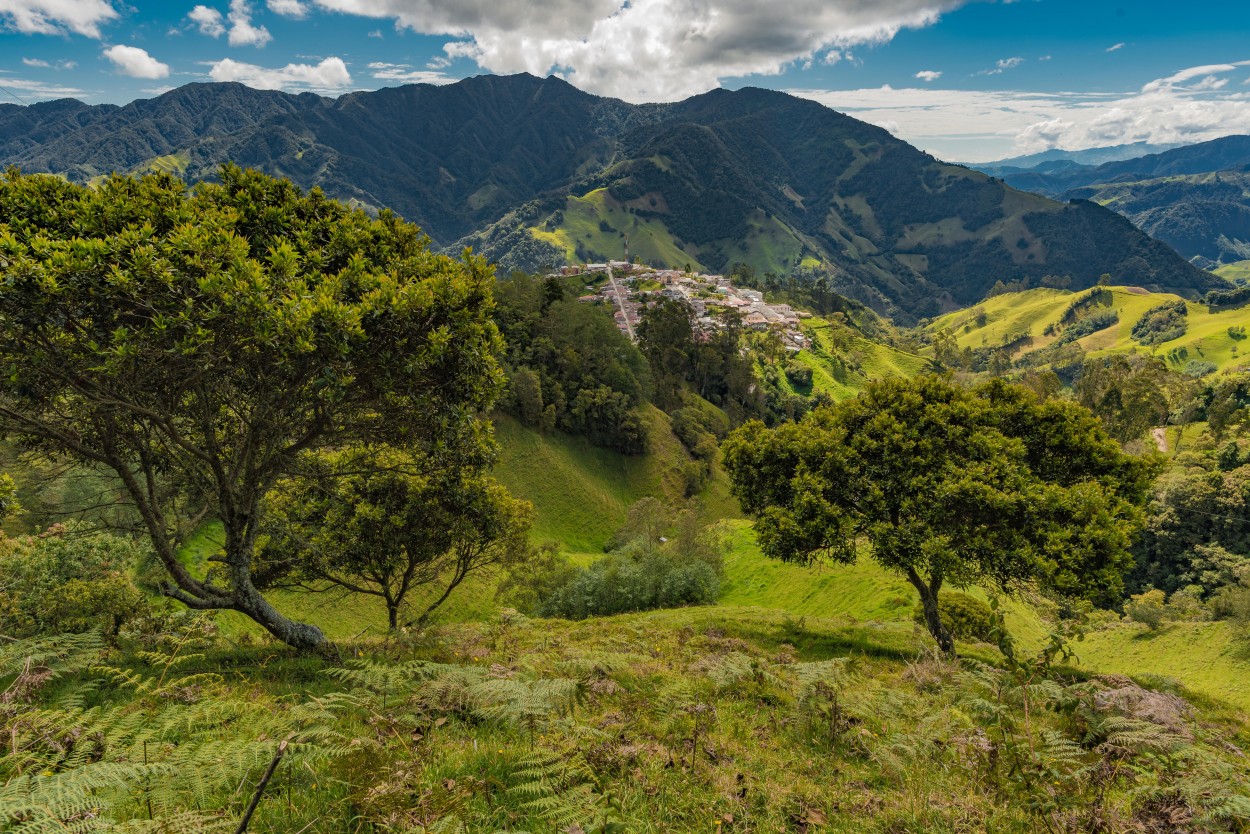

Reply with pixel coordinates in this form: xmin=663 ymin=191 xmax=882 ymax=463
xmin=1152 ymin=427 xmax=1168 ymax=453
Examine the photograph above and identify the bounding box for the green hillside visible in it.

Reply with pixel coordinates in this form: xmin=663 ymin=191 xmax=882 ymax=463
xmin=1215 ymin=259 xmax=1250 ymax=283
xmin=790 ymin=317 xmax=933 ymax=400
xmin=192 ymin=408 xmax=1250 ymax=714
xmin=927 ymin=285 xmax=1250 ymax=376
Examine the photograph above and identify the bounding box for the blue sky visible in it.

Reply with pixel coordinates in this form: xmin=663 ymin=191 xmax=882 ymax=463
xmin=2 ymin=0 xmax=1249 ymax=160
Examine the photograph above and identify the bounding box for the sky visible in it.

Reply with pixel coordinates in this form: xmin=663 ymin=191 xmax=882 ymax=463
xmin=2 ymin=0 xmax=1249 ymax=161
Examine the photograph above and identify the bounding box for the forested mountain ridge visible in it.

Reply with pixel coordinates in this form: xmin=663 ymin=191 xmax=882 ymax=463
xmin=981 ymin=135 xmax=1250 ymax=267
xmin=0 ymin=74 xmax=1218 ymax=321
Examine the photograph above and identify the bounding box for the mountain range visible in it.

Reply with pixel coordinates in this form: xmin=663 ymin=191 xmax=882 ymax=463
xmin=976 ymin=136 xmax=1250 ymax=268
xmin=0 ymin=74 xmax=1220 ymax=321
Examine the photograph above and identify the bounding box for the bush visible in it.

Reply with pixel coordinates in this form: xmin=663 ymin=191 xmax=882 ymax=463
xmin=1131 ymin=300 xmax=1188 ymax=346
xmin=541 ymin=549 xmax=720 ymax=619
xmin=911 ymin=591 xmax=993 ymax=642
xmin=784 ymin=362 xmax=813 ymax=388
xmin=1124 ymin=589 xmax=1168 ymax=630
xmin=0 ymin=523 xmax=150 ymax=639
xmin=1183 ymin=360 xmax=1218 ymax=378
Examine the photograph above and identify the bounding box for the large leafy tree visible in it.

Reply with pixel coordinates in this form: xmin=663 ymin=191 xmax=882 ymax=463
xmin=257 ymin=447 xmax=534 ymax=630
xmin=0 ymin=166 xmax=504 ymax=650
xmin=723 ymin=375 xmax=1159 ymax=654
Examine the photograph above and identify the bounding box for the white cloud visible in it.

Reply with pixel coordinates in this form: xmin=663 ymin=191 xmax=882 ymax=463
xmin=793 ymin=60 xmax=1250 ymax=161
xmin=21 ymin=56 xmax=75 ymax=69
xmin=367 ymin=61 xmax=452 ymax=84
xmin=914 ymin=69 xmax=940 ymax=82
xmin=0 ymin=0 xmax=117 ymax=37
xmin=267 ymin=0 xmax=308 ymax=17
xmin=1106 ymin=42 xmax=1125 ymax=52
xmin=227 ymin=0 xmax=271 ymax=46
xmin=978 ymin=55 xmax=1023 ymax=75
xmin=208 ymin=55 xmax=352 ymax=90
xmin=0 ymin=76 xmax=84 ymax=98
xmin=188 ymin=5 xmax=225 ymax=37
xmin=307 ymin=0 xmax=968 ymax=102
xmin=102 ymin=44 xmax=170 ymax=79
xmin=366 ymin=27 xmax=381 ymax=37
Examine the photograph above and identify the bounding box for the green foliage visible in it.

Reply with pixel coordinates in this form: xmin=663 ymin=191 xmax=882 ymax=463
xmin=494 ymin=273 xmax=650 ymax=453
xmin=1055 ymin=308 xmax=1119 ymax=345
xmin=510 ymin=500 xmax=726 ymax=620
xmin=1130 ymin=437 xmax=1250 ymax=597
xmin=259 ymin=446 xmax=534 ymax=630
xmin=1074 ymin=355 xmax=1186 ymax=443
xmin=911 ymin=591 xmax=994 ymax=642
xmin=4 ymin=602 xmax=1250 ymax=833
xmin=1207 ymin=284 xmax=1250 ymax=309
xmin=638 ymin=299 xmax=766 ymax=424
xmin=1131 ymin=299 xmax=1190 ymax=346
xmin=0 ymin=523 xmax=150 ymax=639
xmin=1182 ymin=359 xmax=1218 ymax=377
xmin=0 ymin=166 xmax=504 ymax=650
xmin=1125 ymin=589 xmax=1169 ymax=630
xmin=723 ymin=375 xmax=1158 ymax=654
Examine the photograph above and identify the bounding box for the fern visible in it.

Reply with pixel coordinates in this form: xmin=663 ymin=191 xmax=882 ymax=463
xmin=505 ymin=748 xmax=624 ymax=832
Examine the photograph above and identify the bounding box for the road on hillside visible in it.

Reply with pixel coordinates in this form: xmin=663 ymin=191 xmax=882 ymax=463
xmin=608 ymin=269 xmax=635 ymax=341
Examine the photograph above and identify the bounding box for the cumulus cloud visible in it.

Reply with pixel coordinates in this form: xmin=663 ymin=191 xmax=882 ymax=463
xmin=208 ymin=55 xmax=352 ymax=90
xmin=188 ymin=5 xmax=225 ymax=37
xmin=102 ymin=44 xmax=170 ymax=79
xmin=0 ymin=0 xmax=118 ymax=37
xmin=267 ymin=0 xmax=308 ymax=17
xmin=793 ymin=60 xmax=1250 ymax=161
xmin=227 ymin=0 xmax=271 ymax=46
xmin=367 ymin=61 xmax=452 ymax=84
xmin=914 ymin=69 xmax=940 ymax=82
xmin=306 ymin=0 xmax=967 ymax=101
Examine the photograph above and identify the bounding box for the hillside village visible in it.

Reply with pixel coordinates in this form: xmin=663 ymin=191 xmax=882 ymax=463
xmin=567 ymin=260 xmax=812 ymax=349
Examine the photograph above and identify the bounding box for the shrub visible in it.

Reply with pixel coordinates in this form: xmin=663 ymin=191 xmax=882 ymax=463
xmin=1124 ymin=589 xmax=1168 ymax=630
xmin=540 ymin=550 xmax=720 ymax=619
xmin=911 ymin=591 xmax=994 ymax=642
xmin=1183 ymin=360 xmax=1218 ymax=378
xmin=784 ymin=362 xmax=813 ymax=388
xmin=1056 ymin=308 xmax=1119 ymax=345
xmin=0 ymin=523 xmax=150 ymax=638
xmin=1131 ymin=300 xmax=1189 ymax=346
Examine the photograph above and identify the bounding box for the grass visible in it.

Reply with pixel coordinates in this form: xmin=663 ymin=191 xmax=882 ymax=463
xmin=793 ymin=317 xmax=931 ymax=401
xmin=530 ymin=188 xmax=706 ymax=271
xmin=928 ymin=286 xmax=1250 ymax=376
xmin=1078 ymin=620 xmax=1250 ymax=711
xmin=1214 ymin=260 xmax=1250 ymax=284
xmin=13 ymin=602 xmax=1250 ymax=834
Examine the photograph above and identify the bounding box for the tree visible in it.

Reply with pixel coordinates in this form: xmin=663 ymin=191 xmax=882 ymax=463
xmin=722 ymin=375 xmax=1158 ymax=654
xmin=0 ymin=166 xmax=503 ymax=650
xmin=258 ymin=448 xmax=534 ymax=630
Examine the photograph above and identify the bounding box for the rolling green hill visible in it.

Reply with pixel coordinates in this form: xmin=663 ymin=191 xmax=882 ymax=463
xmin=927 ymin=285 xmax=1250 ymax=376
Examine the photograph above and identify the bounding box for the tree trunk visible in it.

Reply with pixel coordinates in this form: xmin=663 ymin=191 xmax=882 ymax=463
xmin=906 ymin=568 xmax=955 ymax=656
xmin=386 ymin=600 xmax=399 ymax=632
xmin=233 ymin=580 xmax=328 ymax=652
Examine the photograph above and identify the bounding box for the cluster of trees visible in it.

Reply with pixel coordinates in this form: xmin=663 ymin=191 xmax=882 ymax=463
xmin=494 ymin=273 xmax=650 ymax=453
xmin=637 ymin=298 xmax=764 ymax=422
xmin=0 ymin=166 xmax=518 ymax=651
xmin=1131 ymin=299 xmax=1189 ymax=346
